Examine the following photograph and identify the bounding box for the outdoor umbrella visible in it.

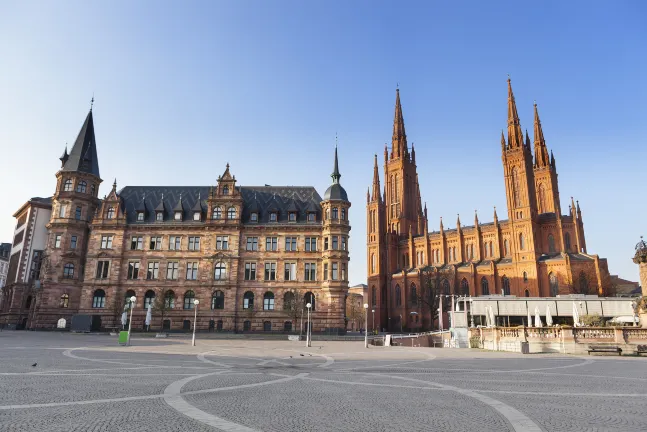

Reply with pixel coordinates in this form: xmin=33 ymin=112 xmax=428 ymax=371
xmin=489 ymin=305 xmax=496 ymax=328
xmin=484 ymin=307 xmax=491 ymax=327
xmin=534 ymin=307 xmax=543 ymax=328
xmin=527 ymin=307 xmax=533 ymax=327
xmin=121 ymin=311 xmax=127 ymax=329
xmin=546 ymin=305 xmax=553 ymax=327
xmin=145 ymin=305 xmax=152 ymax=330
xmin=572 ymin=302 xmax=580 ymax=327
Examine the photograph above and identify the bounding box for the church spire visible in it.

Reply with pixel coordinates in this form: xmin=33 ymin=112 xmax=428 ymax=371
xmin=533 ymin=102 xmax=550 ymax=167
xmin=331 ymin=143 xmax=341 ymax=184
xmin=371 ymin=154 xmax=381 ymax=202
xmin=507 ymin=77 xmax=524 ymax=149
xmin=392 ymin=88 xmax=408 ymax=159
xmin=61 ymin=108 xmax=100 ymax=178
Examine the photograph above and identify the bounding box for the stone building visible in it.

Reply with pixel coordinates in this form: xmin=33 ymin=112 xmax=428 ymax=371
xmin=0 ymin=243 xmax=10 ymax=288
xmin=0 ymin=108 xmax=351 ymax=333
xmin=367 ymin=80 xmax=612 ymax=332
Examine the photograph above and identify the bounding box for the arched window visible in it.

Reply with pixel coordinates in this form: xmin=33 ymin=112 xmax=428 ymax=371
xmin=124 ymin=290 xmax=136 ymax=307
xmin=565 ymin=233 xmax=571 ymax=251
xmin=502 ymin=276 xmax=510 ymax=296
xmin=106 ymin=206 xmax=115 ymax=219
xmin=283 ymin=291 xmax=295 ymax=310
xmin=212 ymin=290 xmax=224 ymax=309
xmin=523 ymin=271 xmax=528 ymax=282
xmin=481 ymin=277 xmax=489 ymax=295
xmin=524 ymin=289 xmax=530 ymax=297
xmin=441 ymin=279 xmax=451 ymax=309
xmin=63 ymin=179 xmax=73 ymax=192
xmin=548 ymin=234 xmax=555 ymax=253
xmin=304 ymin=291 xmax=315 ymax=311
xmin=371 ymin=254 xmax=375 ymax=273
xmin=144 ymin=290 xmax=155 ymax=309
xmin=183 ymin=291 xmax=195 ymax=309
xmin=63 ymin=263 xmax=74 ymax=279
xmin=263 ymin=292 xmax=275 ymax=310
xmin=395 ymin=285 xmax=401 ymax=306
xmin=538 ymin=184 xmax=546 ymax=213
xmin=92 ymin=289 xmax=106 ymax=308
xmin=579 ymin=271 xmax=589 ymax=294
xmin=372 ymin=286 xmax=377 ymax=306
xmin=243 ymin=320 xmax=251 ymax=331
xmin=76 ymin=180 xmax=87 ymax=193
xmin=504 ymin=239 xmax=509 ymax=256
xmin=263 ymin=321 xmax=272 ymax=331
xmin=60 ymin=294 xmax=69 ymax=308
xmin=227 ymin=207 xmax=236 ymax=219
xmin=214 ymin=262 xmax=226 ymax=280
xmin=519 ymin=233 xmax=525 ymax=250
xmin=511 ymin=167 xmax=521 ymax=207
xmin=549 ymin=272 xmax=559 ymax=296
xmin=212 ymin=207 xmax=222 ymax=219
xmin=410 ymin=284 xmax=417 ymax=305
xmin=460 ymin=278 xmax=469 ymax=296
xmin=90 ymin=184 xmax=96 ymax=196
xmin=488 ymin=242 xmax=493 ymax=258
xmin=222 ymin=185 xmax=229 ymax=195
xmin=164 ymin=290 xmax=175 ymax=309
xmin=243 ymin=291 xmax=254 ymax=309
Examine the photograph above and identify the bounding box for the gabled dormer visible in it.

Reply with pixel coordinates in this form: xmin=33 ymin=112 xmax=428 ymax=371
xmin=305 ymin=200 xmax=318 ymax=222
xmin=191 ymin=193 xmax=203 ymax=221
xmin=155 ymin=193 xmax=166 ymax=221
xmin=247 ymin=198 xmax=260 ymax=223
xmin=98 ymin=180 xmax=124 ymax=222
xmin=286 ymin=200 xmax=298 ymax=222
xmin=208 ymin=164 xmax=243 ymax=224
xmin=173 ymin=194 xmax=184 ymax=221
xmin=135 ymin=193 xmax=147 ymax=222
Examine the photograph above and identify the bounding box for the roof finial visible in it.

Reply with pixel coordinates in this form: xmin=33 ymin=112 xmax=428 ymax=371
xmin=90 ymin=94 xmax=94 ymax=111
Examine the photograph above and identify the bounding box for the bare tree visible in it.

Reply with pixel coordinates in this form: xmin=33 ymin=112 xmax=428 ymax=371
xmin=282 ymin=288 xmax=302 ymax=333
xmin=346 ymin=294 xmax=365 ymax=331
xmin=154 ymin=287 xmax=173 ymax=331
xmin=567 ymin=268 xmax=600 ymax=295
xmin=417 ymin=266 xmax=441 ymax=330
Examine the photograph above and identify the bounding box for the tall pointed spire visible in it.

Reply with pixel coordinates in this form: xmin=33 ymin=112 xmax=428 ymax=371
xmin=533 ymin=102 xmax=550 ymax=167
xmin=392 ymin=88 xmax=408 ymax=159
xmin=501 ymin=130 xmax=506 ymax=152
xmin=371 ymin=154 xmax=381 ymax=202
xmin=59 ymin=144 xmax=69 ymax=167
xmin=474 ymin=209 xmax=479 ymax=227
xmin=62 ymin=109 xmax=100 ymax=178
xmin=507 ymin=77 xmax=524 ymax=149
xmin=331 ymin=142 xmax=341 ymax=184
xmin=493 ymin=206 xmax=499 ymax=225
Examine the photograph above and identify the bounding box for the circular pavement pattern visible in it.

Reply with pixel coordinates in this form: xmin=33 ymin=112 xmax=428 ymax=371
xmin=0 ymin=332 xmax=646 ymax=431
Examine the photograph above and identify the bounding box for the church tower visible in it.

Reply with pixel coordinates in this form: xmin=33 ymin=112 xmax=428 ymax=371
xmin=367 ymin=154 xmax=386 ymax=329
xmin=532 ymin=103 xmax=561 ymax=215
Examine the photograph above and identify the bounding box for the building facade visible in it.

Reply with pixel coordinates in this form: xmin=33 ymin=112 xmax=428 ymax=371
xmin=0 ymin=243 xmax=10 ymax=288
xmin=0 ymin=109 xmax=351 ymax=333
xmin=367 ymin=80 xmax=612 ymax=332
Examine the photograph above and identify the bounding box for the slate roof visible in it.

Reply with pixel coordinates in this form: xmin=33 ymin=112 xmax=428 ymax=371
xmin=61 ymin=110 xmax=100 ymax=178
xmin=118 ymin=186 xmax=322 ymax=224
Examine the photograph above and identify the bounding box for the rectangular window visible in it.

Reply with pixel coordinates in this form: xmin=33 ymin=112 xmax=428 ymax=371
xmin=285 ymin=237 xmax=297 ymax=251
xmin=188 ymin=237 xmax=201 ymax=251
xmin=127 ymin=261 xmax=140 ymax=279
xmin=264 ymin=262 xmax=276 ymax=281
xmin=100 ymin=235 xmax=113 ymax=249
xmin=150 ymin=236 xmax=162 ymax=250
xmin=186 ymin=262 xmax=198 ymax=280
xmin=341 ymin=263 xmax=346 ymax=281
xmin=131 ymin=236 xmax=143 ymax=250
xmin=265 ymin=237 xmax=278 ymax=251
xmin=245 ymin=262 xmax=256 ymax=280
xmin=75 ymin=206 xmax=82 ymax=220
xmin=137 ymin=212 xmax=144 ymax=221
xmin=147 ymin=261 xmax=159 ymax=280
xmin=70 ymin=235 xmax=77 ymax=249
xmin=323 ymin=263 xmax=328 ymax=280
xmin=169 ymin=236 xmax=181 ymax=250
xmin=59 ymin=204 xmax=66 ymax=218
xmin=13 ymin=230 xmax=24 ymax=246
xmin=270 ymin=212 xmax=277 ymax=222
xmin=54 ymin=234 xmax=62 ymax=248
xmin=246 ymin=237 xmax=258 ymax=251
xmin=332 ymin=262 xmax=338 ymax=280
xmin=288 ymin=212 xmax=296 ymax=222
xmin=332 ymin=236 xmax=338 ymax=250
xmin=305 ymin=237 xmax=317 ymax=252
xmin=166 ymin=262 xmax=179 ymax=280
xmin=332 ymin=208 xmax=338 ymax=220
xmin=29 ymin=251 xmax=42 ymax=281
xmin=304 ymin=263 xmax=317 ymax=281
xmin=307 ymin=213 xmax=315 ymax=222
xmin=284 ymin=263 xmax=296 ymax=281
xmin=324 ymin=238 xmax=329 ymax=250
xmin=341 ymin=208 xmax=346 ymax=220
xmin=96 ymin=260 xmax=109 ymax=279
xmin=341 ymin=236 xmax=346 ymax=251
xmin=216 ymin=236 xmax=228 ymax=250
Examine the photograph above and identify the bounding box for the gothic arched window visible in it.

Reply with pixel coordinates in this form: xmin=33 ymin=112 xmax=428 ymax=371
xmin=502 ymin=276 xmax=510 ymax=296
xmin=565 ymin=233 xmax=571 ymax=251
xmin=549 ymin=272 xmax=559 ymax=296
xmin=144 ymin=290 xmax=155 ymax=309
xmin=410 ymin=284 xmax=417 ymax=305
xmin=395 ymin=285 xmax=401 ymax=306
xmin=304 ymin=291 xmax=315 ymax=311
xmin=538 ymin=184 xmax=546 ymax=213
xmin=548 ymin=234 xmax=556 ymax=253
xmin=460 ymin=278 xmax=469 ymax=296
xmin=481 ymin=277 xmax=489 ymax=295
xmin=243 ymin=291 xmax=254 ymax=309
xmin=519 ymin=233 xmax=525 ymax=250
xmin=371 ymin=253 xmax=376 ymax=273
xmin=282 ymin=291 xmax=294 ymax=310
xmin=511 ymin=167 xmax=521 ymax=207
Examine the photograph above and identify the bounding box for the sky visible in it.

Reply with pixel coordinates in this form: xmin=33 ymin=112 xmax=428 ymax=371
xmin=1 ymin=1 xmax=646 ymax=286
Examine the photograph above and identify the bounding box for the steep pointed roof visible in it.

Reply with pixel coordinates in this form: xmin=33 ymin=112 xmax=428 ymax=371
xmin=155 ymin=194 xmax=166 ymax=213
xmin=370 ymin=154 xmax=381 ymax=202
xmin=136 ymin=193 xmax=147 ymax=212
xmin=324 ymin=144 xmax=348 ymax=201
xmin=191 ymin=193 xmax=203 ymax=212
xmin=506 ymin=78 xmax=524 ymax=149
xmin=173 ymin=194 xmax=185 ymax=214
xmin=62 ymin=110 xmax=100 ymax=177
xmin=533 ymin=103 xmax=550 ymax=167
xmin=392 ymin=88 xmax=408 ymax=158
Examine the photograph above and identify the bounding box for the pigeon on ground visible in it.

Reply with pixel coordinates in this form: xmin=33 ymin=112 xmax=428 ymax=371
xmin=299 ymin=354 xmax=304 ymax=357
xmin=308 ymin=354 xmax=312 ymax=356
xmin=31 ymin=363 xmax=37 ymax=367
xmin=289 ymin=356 xmax=292 ymax=358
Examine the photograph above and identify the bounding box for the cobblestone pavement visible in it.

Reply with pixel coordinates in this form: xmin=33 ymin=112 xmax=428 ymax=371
xmin=1 ymin=332 xmax=646 ymax=431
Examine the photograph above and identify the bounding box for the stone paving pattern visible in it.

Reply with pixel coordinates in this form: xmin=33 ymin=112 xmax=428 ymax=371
xmin=1 ymin=332 xmax=646 ymax=431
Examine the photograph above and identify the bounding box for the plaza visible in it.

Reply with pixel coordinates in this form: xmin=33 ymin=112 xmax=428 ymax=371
xmin=1 ymin=332 xmax=646 ymax=431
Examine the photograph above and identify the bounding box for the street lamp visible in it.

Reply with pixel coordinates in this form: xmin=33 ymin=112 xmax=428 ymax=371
xmin=371 ymin=309 xmax=375 ymax=334
xmin=127 ymin=296 xmax=136 ymax=346
xmin=192 ymin=299 xmax=200 ymax=346
xmin=363 ymin=303 xmax=369 ymax=348
xmin=305 ymin=303 xmax=312 ymax=347
xmin=399 ymin=313 xmax=403 ymax=333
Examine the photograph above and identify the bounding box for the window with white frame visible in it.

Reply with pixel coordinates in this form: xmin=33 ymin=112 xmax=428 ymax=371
xmin=246 ymin=237 xmax=258 ymax=251
xmin=150 ymin=236 xmax=162 ymax=250
xmin=59 ymin=204 xmax=67 ymax=218
xmin=305 ymin=237 xmax=317 ymax=252
xmin=188 ymin=236 xmax=200 ymax=251
xmin=244 ymin=262 xmax=256 ymax=280
xmin=147 ymin=261 xmax=159 ymax=280
xmin=131 ymin=236 xmax=143 ymax=250
xmin=186 ymin=262 xmax=198 ymax=280
xmin=216 ymin=236 xmax=228 ymax=250
xmin=169 ymin=236 xmax=181 ymax=250
xmin=285 ymin=237 xmax=297 ymax=251
xmin=264 ymin=262 xmax=276 ymax=280
xmin=284 ymin=263 xmax=296 ymax=281
xmin=304 ymin=263 xmax=316 ymax=281
xmin=54 ymin=234 xmax=62 ymax=248
xmin=96 ymin=260 xmax=109 ymax=279
xmin=166 ymin=262 xmax=179 ymax=280
xmin=331 ymin=262 xmax=338 ymax=280
xmin=214 ymin=262 xmax=226 ymax=280
xmin=127 ymin=262 xmax=140 ymax=279
xmin=265 ymin=237 xmax=278 ymax=251
xmin=100 ymin=235 xmax=113 ymax=249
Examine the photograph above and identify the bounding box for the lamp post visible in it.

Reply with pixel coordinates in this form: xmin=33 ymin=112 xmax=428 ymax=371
xmin=305 ymin=302 xmax=312 ymax=347
xmin=127 ymin=296 xmax=136 ymax=346
xmin=371 ymin=309 xmax=375 ymax=334
xmin=192 ymin=299 xmax=200 ymax=346
xmin=399 ymin=313 xmax=402 ymax=333
xmin=363 ymin=303 xmax=369 ymax=348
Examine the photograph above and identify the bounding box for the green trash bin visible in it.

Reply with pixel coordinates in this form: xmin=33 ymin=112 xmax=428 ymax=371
xmin=118 ymin=331 xmax=129 ymax=346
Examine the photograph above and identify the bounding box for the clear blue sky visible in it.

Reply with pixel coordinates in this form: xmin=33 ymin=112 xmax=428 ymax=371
xmin=1 ymin=1 xmax=646 ymax=286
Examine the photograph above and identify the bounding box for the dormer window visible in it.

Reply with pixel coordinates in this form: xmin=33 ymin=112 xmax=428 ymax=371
xmin=223 ymin=185 xmax=229 ymax=195
xmin=174 ymin=211 xmax=182 ymax=221
xmin=270 ymin=212 xmax=277 ymax=222
xmin=250 ymin=212 xmax=258 ymax=222
xmin=288 ymin=212 xmax=296 ymax=222
xmin=137 ymin=212 xmax=144 ymax=221
xmin=106 ymin=207 xmax=115 ymax=219
xmin=307 ymin=213 xmax=316 ymax=222
xmin=156 ymin=212 xmax=163 ymax=221
xmin=193 ymin=211 xmax=201 ymax=221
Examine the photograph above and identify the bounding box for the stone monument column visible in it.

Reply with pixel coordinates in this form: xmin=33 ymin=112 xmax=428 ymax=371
xmin=632 ymin=236 xmax=647 ymax=326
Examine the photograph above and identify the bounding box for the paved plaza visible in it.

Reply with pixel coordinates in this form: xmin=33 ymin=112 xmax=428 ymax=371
xmin=0 ymin=332 xmax=646 ymax=431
